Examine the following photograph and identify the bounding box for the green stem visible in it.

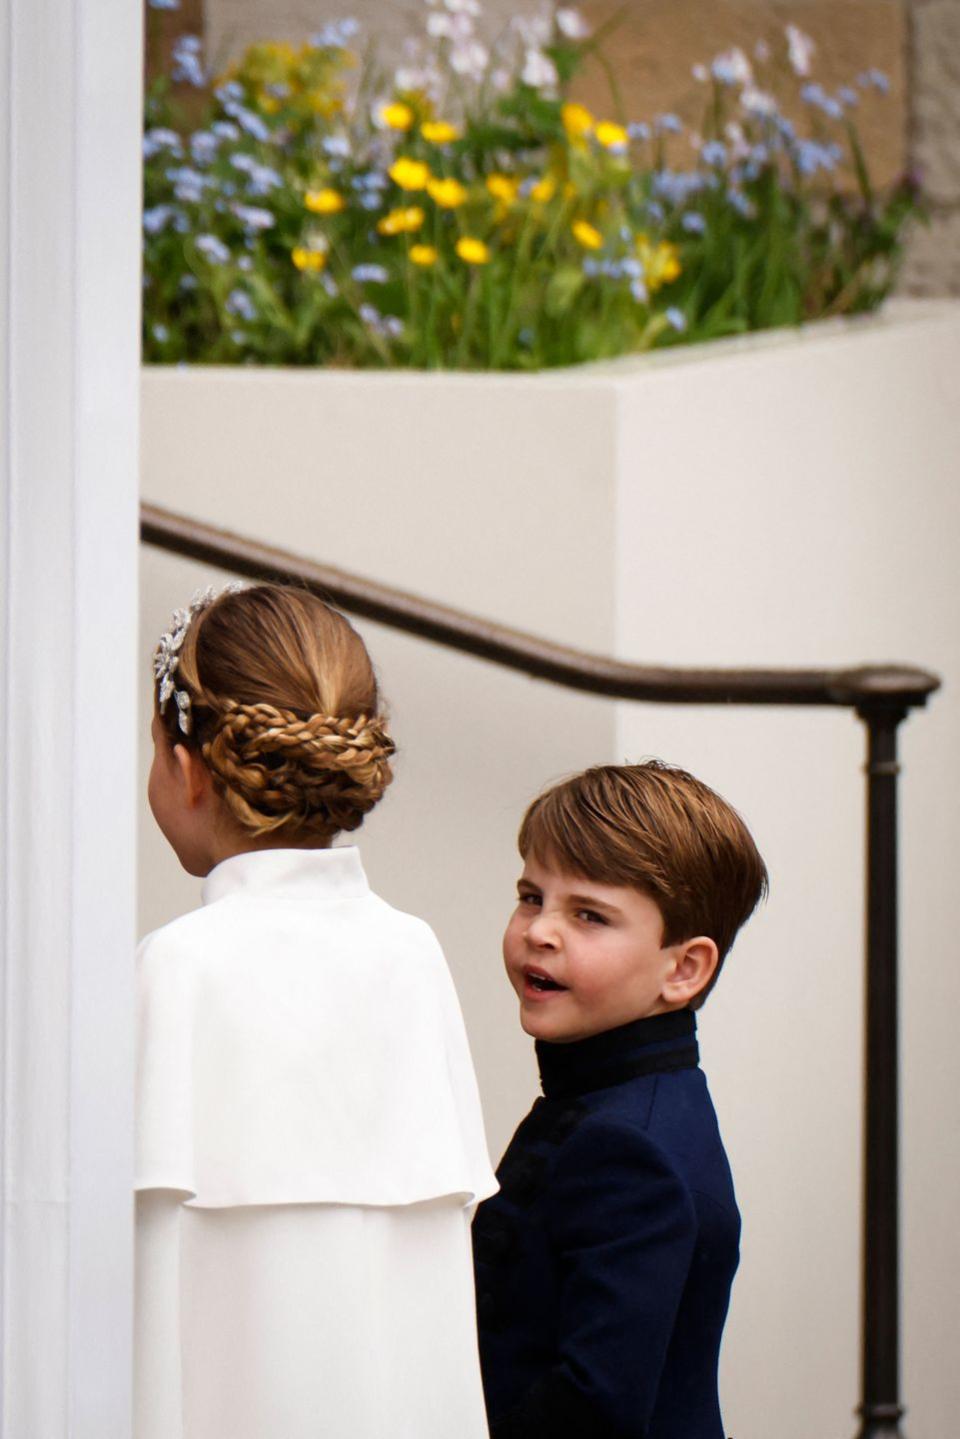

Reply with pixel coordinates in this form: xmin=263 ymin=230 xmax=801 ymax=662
xmin=492 ymin=207 xmax=535 ymax=366
xmin=425 ymin=207 xmax=442 ymax=367
xmin=456 ymin=269 xmax=481 ymax=367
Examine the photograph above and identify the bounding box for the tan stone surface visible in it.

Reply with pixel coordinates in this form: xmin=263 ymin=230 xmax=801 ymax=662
xmin=146 ymin=0 xmax=204 ymax=82
xmin=574 ymin=0 xmax=908 ymax=188
xmin=192 ymin=0 xmax=907 ymax=187
xmin=203 ymin=0 xmax=522 ymax=73
xmin=899 ymin=208 xmax=960 ymax=293
xmin=911 ymin=0 xmax=960 ymax=205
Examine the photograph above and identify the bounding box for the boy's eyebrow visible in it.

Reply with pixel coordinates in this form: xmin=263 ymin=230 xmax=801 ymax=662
xmin=567 ymin=892 xmax=622 ymax=916
xmin=516 ymin=878 xmax=541 ymax=893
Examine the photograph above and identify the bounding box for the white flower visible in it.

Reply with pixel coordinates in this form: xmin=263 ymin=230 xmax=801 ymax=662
xmin=522 ymin=48 xmax=558 ymax=89
xmin=724 ymin=121 xmax=750 ymax=160
xmin=754 ymin=39 xmax=770 ymax=62
xmin=512 ymin=14 xmax=552 ymax=48
xmin=786 ymin=24 xmax=816 ymax=77
xmin=692 ymin=63 xmax=709 ymax=83
xmin=395 ymin=64 xmax=439 ymax=91
xmin=712 ymin=47 xmax=752 ymax=87
xmin=444 ymin=0 xmax=480 ymax=13
xmin=741 ymin=87 xmax=778 ymax=117
xmin=427 ymin=11 xmax=473 ymax=39
xmin=450 ymin=39 xmax=489 ymax=78
xmin=556 ymin=7 xmax=589 ymax=40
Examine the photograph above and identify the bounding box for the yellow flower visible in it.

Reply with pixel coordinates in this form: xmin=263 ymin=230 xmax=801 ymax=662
xmin=305 ymin=188 xmax=345 ymax=214
xmin=379 ymin=101 xmax=414 ymax=131
xmin=529 ymin=175 xmax=556 ymax=203
xmin=258 ymin=93 xmax=282 ymax=115
xmin=261 ymin=41 xmax=296 ymax=64
xmin=427 ymin=176 xmax=468 ymax=208
xmin=486 ymin=174 xmax=519 ymax=203
xmin=571 ymin=219 xmax=603 ymax=250
xmin=389 ymin=157 xmax=430 ymax=191
xmin=456 ymin=237 xmax=490 ymax=265
xmin=292 ymin=247 xmax=327 ymax=272
xmin=636 ymin=234 xmax=682 ymax=290
xmin=421 ymin=120 xmax=461 ymax=144
xmin=410 ymin=243 xmax=439 ymax=266
xmin=561 ymin=102 xmax=594 ymax=140
xmin=594 ymin=120 xmax=629 ymax=150
xmin=307 ymin=89 xmax=339 ymax=116
xmin=377 ymin=206 xmax=425 ymax=235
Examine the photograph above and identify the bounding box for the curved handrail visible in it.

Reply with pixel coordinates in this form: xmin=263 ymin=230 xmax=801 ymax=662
xmin=140 ymin=503 xmax=940 ymax=711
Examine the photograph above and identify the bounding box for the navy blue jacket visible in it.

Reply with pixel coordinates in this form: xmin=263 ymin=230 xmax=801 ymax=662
xmin=473 ymin=1011 xmax=739 ymax=1439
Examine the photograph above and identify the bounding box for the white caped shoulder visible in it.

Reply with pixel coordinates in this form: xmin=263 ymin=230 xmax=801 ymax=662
xmin=136 ymin=846 xmax=498 ymax=1209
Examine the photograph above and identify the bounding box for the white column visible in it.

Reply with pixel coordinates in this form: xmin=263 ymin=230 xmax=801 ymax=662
xmin=0 ymin=0 xmax=142 ymax=1433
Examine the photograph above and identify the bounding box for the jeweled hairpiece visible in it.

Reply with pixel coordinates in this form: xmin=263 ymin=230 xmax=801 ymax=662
xmin=153 ymin=582 xmax=246 ymax=735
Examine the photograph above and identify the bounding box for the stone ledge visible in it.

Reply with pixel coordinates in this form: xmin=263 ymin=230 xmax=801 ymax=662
xmin=911 ymin=1 xmax=960 ymax=206
xmin=899 ymin=208 xmax=960 ymax=294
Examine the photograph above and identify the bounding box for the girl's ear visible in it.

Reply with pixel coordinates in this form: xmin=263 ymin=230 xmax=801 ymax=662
xmin=662 ymin=937 xmax=719 ymax=1008
xmin=172 ymin=743 xmax=213 ymax=808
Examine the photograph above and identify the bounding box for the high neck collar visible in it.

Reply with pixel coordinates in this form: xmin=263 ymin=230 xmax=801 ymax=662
xmin=201 ymin=846 xmax=369 ymax=906
xmin=536 ymin=1010 xmax=698 ymax=1099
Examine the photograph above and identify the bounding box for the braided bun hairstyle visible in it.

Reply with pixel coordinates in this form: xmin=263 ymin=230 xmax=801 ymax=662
xmin=155 ymin=585 xmax=394 ymax=844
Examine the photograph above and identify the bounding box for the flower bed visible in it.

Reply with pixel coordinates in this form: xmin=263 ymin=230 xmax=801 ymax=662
xmin=142 ymin=0 xmax=921 ymax=370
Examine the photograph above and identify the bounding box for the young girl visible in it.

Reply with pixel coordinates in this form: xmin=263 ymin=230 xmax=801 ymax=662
xmin=135 ymin=582 xmax=496 ymax=1439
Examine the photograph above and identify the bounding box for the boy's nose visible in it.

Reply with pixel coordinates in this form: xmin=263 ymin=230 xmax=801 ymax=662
xmin=526 ymin=913 xmax=559 ymax=948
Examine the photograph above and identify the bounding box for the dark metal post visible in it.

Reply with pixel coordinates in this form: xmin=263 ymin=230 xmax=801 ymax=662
xmin=854 ymin=704 xmax=908 ymax=1439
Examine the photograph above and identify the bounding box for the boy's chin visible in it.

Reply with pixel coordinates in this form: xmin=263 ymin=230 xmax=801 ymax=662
xmin=519 ymin=1002 xmax=588 ymax=1045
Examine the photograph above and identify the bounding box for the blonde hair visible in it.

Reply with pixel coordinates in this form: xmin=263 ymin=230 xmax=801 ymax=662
xmin=155 ymin=584 xmax=394 ymax=844
xmin=518 ymin=761 xmax=768 ymax=1007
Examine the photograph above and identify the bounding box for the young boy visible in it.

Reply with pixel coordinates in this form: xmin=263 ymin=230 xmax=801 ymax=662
xmin=473 ymin=761 xmax=767 ymax=1439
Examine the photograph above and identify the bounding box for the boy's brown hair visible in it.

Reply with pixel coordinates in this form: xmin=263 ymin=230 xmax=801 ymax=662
xmin=518 ymin=761 xmax=767 ymax=1007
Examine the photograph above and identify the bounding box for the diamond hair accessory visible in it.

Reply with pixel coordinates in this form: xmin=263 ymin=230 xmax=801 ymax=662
xmin=153 ymin=582 xmax=246 ymax=735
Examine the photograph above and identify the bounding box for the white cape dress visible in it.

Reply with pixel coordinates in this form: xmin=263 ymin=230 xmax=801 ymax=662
xmin=134 ymin=845 xmax=498 ymax=1439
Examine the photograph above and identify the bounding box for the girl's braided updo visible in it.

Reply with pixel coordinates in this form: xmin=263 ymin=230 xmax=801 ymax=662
xmin=155 ymin=584 xmax=394 ymax=844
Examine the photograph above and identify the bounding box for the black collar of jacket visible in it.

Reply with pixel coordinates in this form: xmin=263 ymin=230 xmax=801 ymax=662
xmin=535 ymin=1009 xmax=699 ymax=1099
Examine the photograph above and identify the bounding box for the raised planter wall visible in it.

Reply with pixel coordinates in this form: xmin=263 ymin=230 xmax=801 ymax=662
xmin=140 ymin=300 xmax=960 ymax=1439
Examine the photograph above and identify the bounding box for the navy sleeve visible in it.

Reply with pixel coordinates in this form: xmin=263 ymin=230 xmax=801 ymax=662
xmin=491 ymin=1117 xmax=698 ymax=1439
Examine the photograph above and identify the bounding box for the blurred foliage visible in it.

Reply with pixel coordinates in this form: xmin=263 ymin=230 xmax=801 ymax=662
xmin=141 ymin=2 xmax=924 ymax=370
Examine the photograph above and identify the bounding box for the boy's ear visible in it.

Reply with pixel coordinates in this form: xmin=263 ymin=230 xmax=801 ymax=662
xmin=662 ymin=937 xmax=719 ymax=1007
xmin=172 ymin=743 xmax=213 ymax=809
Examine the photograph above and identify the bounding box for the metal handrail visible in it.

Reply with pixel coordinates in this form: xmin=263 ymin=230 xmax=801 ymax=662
xmin=140 ymin=504 xmax=939 ymax=712
xmin=141 ymin=499 xmax=939 ymax=1439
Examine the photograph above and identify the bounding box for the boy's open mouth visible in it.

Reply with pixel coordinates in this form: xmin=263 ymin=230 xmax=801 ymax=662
xmin=523 ymin=966 xmax=567 ymax=993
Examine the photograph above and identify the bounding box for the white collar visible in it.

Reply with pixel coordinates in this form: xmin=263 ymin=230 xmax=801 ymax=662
xmin=201 ymin=846 xmax=369 ymax=906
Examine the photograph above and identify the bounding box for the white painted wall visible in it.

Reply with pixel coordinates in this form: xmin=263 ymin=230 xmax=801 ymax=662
xmin=140 ymin=300 xmax=960 ymax=1439
xmin=612 ymin=303 xmax=960 ymax=1438
xmin=139 ymin=369 xmax=619 ymax=1140
xmin=1 ymin=1 xmax=142 ymax=1434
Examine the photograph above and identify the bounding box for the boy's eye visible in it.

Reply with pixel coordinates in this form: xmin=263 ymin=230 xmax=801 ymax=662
xmin=576 ymin=908 xmax=608 ymax=925
xmin=518 ymin=891 xmax=541 ymax=907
